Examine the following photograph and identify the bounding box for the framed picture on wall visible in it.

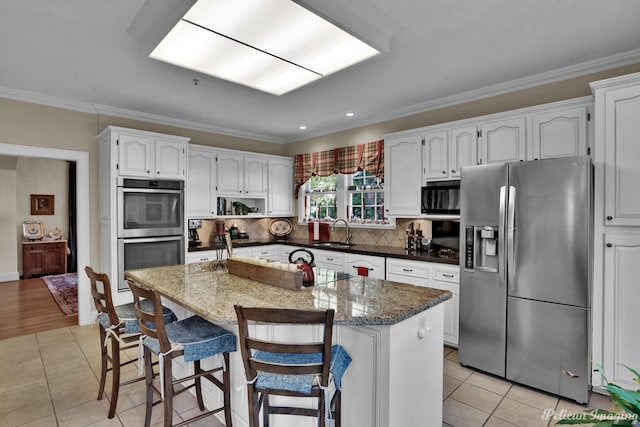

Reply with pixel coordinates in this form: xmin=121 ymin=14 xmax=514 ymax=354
xmin=31 ymin=194 xmax=55 ymax=215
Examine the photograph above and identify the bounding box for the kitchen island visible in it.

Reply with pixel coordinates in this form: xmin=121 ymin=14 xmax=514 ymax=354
xmin=125 ymin=262 xmax=451 ymax=427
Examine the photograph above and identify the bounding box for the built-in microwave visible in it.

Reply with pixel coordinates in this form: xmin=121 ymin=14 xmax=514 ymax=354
xmin=117 ymin=177 xmax=184 ymax=238
xmin=421 ymin=180 xmax=461 ymax=215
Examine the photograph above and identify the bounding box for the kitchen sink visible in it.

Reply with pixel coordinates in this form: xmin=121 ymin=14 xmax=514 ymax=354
xmin=312 ymin=241 xmax=356 ymax=249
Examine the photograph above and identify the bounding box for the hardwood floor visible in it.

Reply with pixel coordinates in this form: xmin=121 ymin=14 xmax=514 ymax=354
xmin=0 ymin=277 xmax=77 ymax=340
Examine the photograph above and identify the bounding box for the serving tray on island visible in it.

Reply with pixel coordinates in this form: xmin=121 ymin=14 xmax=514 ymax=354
xmin=226 ymin=258 xmax=303 ymax=290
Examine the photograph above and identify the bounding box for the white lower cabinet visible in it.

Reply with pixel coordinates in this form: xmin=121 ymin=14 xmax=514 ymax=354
xmin=601 ymin=233 xmax=640 ymax=389
xmin=386 ymin=258 xmax=459 ymax=347
xmin=345 ymin=253 xmax=385 ymax=279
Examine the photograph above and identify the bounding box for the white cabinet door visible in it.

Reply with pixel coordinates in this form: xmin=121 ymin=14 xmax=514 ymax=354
xmin=244 ymin=156 xmax=267 ymax=197
xmin=118 ymin=132 xmax=186 ymax=179
xmin=602 ymin=233 xmax=640 ymax=389
xmin=422 ymin=130 xmax=449 ymax=181
xmin=118 ymin=132 xmax=154 ymax=177
xmin=155 ymin=139 xmax=185 ymax=179
xmin=603 ymin=85 xmax=640 ymax=226
xmin=385 ymin=258 xmax=459 ymax=346
xmin=216 ymin=152 xmax=244 ymax=195
xmin=187 ymin=147 xmax=216 ymax=217
xmin=268 ymin=158 xmax=294 ymax=216
xmin=532 ymin=106 xmax=588 ymax=160
xmin=384 ymin=134 xmax=422 ymax=217
xmin=345 ymin=253 xmax=385 ymax=279
xmin=449 ymin=125 xmax=478 ymax=177
xmin=480 ymin=117 xmax=526 ymax=164
xmin=431 ymin=264 xmax=460 ymax=347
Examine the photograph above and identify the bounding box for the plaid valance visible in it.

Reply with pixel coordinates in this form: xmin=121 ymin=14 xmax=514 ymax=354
xmin=293 ymin=140 xmax=384 ymax=197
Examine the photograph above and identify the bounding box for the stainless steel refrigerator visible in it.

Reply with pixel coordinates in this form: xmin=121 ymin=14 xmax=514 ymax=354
xmin=459 ymin=156 xmax=592 ymax=403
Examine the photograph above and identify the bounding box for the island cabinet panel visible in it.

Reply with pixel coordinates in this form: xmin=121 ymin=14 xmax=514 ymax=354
xmin=162 ymin=301 xmax=445 ymax=427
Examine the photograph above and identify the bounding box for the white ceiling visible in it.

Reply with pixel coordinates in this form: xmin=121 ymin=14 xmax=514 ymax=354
xmin=1 ymin=0 xmax=640 ymax=144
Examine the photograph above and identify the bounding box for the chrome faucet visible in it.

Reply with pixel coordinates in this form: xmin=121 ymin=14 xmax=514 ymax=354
xmin=331 ymin=218 xmax=352 ymax=245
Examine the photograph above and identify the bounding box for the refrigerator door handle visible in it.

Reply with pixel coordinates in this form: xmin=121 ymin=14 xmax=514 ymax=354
xmin=498 ymin=186 xmax=506 ymax=288
xmin=507 ymin=186 xmax=516 ymax=292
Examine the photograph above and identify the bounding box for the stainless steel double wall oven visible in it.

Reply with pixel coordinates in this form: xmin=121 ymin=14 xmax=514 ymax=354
xmin=117 ymin=177 xmax=185 ymax=290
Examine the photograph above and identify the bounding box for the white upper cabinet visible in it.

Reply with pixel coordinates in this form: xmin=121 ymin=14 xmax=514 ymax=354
xmin=267 ymin=158 xmax=294 ymax=216
xmin=216 ymin=152 xmax=244 ymax=195
xmin=384 ymin=134 xmax=422 ymax=216
xmin=449 ymin=125 xmax=478 ymax=177
xmin=531 ymin=105 xmax=588 ymax=160
xmin=597 ymin=82 xmax=640 ymax=226
xmin=422 ymin=130 xmax=449 ymax=180
xmin=187 ymin=146 xmax=216 ymax=218
xmin=423 ymin=125 xmax=478 ymax=182
xmin=115 ymin=130 xmax=187 ymax=179
xmin=217 ymin=153 xmax=267 ymax=197
xmin=480 ymin=117 xmax=526 ymax=164
xmin=244 ymin=156 xmax=268 ymax=197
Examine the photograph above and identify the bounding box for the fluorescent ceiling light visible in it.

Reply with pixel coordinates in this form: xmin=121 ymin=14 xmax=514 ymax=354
xmin=150 ymin=0 xmax=379 ymax=95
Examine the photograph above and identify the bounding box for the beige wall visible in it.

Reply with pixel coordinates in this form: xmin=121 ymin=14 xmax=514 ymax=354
xmin=283 ymin=63 xmax=640 ymax=156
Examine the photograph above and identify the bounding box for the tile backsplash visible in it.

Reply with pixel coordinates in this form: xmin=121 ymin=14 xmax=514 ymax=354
xmin=197 ymin=218 xmax=434 ymax=248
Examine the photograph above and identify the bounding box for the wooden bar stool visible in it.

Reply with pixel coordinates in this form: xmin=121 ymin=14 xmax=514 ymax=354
xmin=129 ymin=280 xmax=236 ymax=427
xmin=234 ymin=305 xmax=352 ymax=427
xmin=85 ymin=266 xmax=177 ymax=419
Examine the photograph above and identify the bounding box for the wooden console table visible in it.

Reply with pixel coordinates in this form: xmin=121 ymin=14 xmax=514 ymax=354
xmin=22 ymin=239 xmax=68 ymax=278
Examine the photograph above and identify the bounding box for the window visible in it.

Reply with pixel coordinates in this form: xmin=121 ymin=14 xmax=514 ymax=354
xmin=304 ymin=175 xmax=338 ymax=221
xmin=299 ymin=172 xmax=393 ymax=228
xmin=348 ymin=171 xmax=384 ymax=223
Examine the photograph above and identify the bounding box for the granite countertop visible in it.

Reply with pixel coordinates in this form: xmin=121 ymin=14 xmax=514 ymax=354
xmin=125 ymin=263 xmax=451 ymax=326
xmin=189 ymin=237 xmax=460 ymax=265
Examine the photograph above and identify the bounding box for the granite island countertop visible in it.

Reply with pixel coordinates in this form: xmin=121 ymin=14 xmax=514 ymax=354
xmin=125 ymin=263 xmax=451 ymax=326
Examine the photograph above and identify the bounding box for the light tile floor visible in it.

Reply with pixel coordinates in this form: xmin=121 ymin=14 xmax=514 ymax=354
xmin=442 ymin=347 xmax=616 ymax=427
xmin=0 ymin=325 xmax=616 ymax=427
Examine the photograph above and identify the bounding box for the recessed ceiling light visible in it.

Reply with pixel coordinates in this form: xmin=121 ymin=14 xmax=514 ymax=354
xmin=150 ymin=0 xmax=379 ymax=96
xmin=299 ymin=125 xmax=307 ymax=130
xmin=346 ymin=112 xmax=355 ymax=117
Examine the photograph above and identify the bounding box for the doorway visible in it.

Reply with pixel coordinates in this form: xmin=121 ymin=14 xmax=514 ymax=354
xmin=0 ymin=143 xmax=91 ymax=326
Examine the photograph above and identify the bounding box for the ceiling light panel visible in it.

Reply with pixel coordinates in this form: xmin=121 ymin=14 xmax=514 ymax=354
xmin=150 ymin=20 xmax=321 ymax=95
xmin=150 ymin=0 xmax=379 ymax=95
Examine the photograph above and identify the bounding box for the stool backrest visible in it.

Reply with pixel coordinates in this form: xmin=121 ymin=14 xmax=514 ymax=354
xmin=128 ymin=280 xmax=172 ymax=354
xmin=234 ymin=305 xmax=334 ymax=387
xmin=85 ymin=266 xmax=119 ymax=327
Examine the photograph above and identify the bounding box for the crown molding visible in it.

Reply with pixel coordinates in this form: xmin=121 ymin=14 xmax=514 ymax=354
xmin=288 ymin=48 xmax=640 ymax=142
xmin=3 ymin=48 xmax=640 ymax=145
xmin=92 ymin=105 xmax=284 ymax=144
xmin=0 ymin=86 xmax=285 ymax=144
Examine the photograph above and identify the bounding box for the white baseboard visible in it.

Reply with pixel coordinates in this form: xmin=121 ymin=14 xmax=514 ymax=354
xmin=0 ymin=271 xmax=20 ymax=282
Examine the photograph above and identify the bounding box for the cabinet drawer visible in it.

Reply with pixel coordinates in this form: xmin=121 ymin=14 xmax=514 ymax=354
xmin=186 ymin=251 xmax=216 ymax=263
xmin=433 ymin=267 xmax=459 ymax=283
xmin=314 ymin=253 xmax=344 ymax=267
xmin=386 ymin=259 xmax=431 ymax=279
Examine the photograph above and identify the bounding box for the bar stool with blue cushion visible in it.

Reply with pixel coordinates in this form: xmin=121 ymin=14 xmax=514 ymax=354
xmin=234 ymin=305 xmax=352 ymax=427
xmin=128 ymin=279 xmax=236 ymax=427
xmin=85 ymin=266 xmax=177 ymax=419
